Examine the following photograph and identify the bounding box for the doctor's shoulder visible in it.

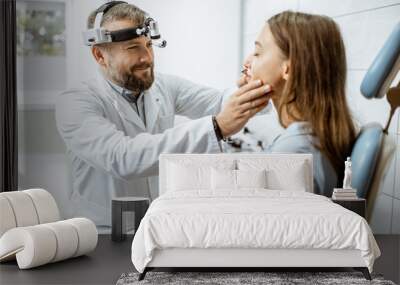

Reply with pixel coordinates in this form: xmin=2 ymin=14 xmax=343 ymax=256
xmin=55 ymin=80 xmax=106 ymax=118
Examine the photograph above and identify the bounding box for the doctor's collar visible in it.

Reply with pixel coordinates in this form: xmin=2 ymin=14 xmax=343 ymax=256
xmin=107 ymin=79 xmax=143 ymax=104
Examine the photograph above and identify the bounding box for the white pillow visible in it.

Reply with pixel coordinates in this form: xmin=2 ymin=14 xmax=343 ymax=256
xmin=265 ymin=161 xmax=308 ymax=191
xmin=236 ymin=169 xmax=267 ymax=189
xmin=237 ymin=159 xmax=310 ymax=191
xmin=211 ymin=168 xmax=236 ymax=190
xmin=167 ymin=162 xmax=210 ymax=191
xmin=211 ymin=169 xmax=267 ymax=191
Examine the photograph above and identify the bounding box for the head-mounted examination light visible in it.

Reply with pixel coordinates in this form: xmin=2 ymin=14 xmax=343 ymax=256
xmin=82 ymin=1 xmax=167 ymax=48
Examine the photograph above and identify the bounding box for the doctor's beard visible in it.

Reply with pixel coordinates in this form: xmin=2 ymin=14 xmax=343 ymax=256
xmin=107 ymin=62 xmax=154 ymax=94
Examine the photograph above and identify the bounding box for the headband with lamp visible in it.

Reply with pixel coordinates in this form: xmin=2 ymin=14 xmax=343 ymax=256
xmin=82 ymin=1 xmax=167 ymax=48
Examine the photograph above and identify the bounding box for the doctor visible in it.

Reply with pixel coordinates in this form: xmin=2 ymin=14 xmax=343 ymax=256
xmin=55 ymin=1 xmax=272 ymax=226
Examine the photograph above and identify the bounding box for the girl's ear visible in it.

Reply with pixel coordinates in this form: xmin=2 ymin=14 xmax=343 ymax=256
xmin=91 ymin=46 xmax=107 ymax=68
xmin=282 ymin=60 xmax=290 ymax=81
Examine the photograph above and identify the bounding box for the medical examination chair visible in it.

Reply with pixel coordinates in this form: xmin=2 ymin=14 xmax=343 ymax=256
xmin=350 ymin=21 xmax=400 ymax=219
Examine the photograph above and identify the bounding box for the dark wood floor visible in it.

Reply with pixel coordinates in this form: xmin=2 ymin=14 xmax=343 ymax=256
xmin=0 ymin=235 xmax=398 ymax=285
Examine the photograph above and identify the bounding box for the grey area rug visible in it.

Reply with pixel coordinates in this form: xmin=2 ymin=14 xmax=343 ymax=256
xmin=116 ymin=271 xmax=396 ymax=285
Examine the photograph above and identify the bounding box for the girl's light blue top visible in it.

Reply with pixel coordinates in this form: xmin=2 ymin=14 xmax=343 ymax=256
xmin=266 ymin=122 xmax=338 ymax=196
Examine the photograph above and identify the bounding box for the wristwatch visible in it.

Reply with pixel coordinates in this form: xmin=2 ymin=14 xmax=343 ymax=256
xmin=212 ymin=115 xmax=225 ymax=141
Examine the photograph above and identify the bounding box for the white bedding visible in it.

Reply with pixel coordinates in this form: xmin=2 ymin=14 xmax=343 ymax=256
xmin=131 ymin=190 xmax=380 ymax=273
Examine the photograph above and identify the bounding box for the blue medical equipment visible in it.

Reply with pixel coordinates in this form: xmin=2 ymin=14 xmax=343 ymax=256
xmin=351 ymin=22 xmax=400 ymax=198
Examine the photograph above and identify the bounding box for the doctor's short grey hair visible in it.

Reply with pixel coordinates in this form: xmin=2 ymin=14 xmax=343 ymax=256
xmin=87 ymin=2 xmax=146 ymax=29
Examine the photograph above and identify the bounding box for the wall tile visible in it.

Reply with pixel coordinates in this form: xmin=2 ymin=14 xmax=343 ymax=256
xmin=378 ymin=140 xmax=397 ymax=197
xmin=389 ymin=73 xmax=400 ymax=135
xmin=347 ymin=70 xmax=390 ymax=127
xmin=394 ymin=134 xmax=400 ymax=199
xmin=336 ymin=5 xmax=400 ymax=70
xmin=397 ymin=114 xmax=400 ymax=134
xmin=387 ymin=109 xmax=400 ymax=135
xmin=298 ymin=0 xmax=400 ymax=18
xmin=392 ymin=198 xmax=400 ymax=234
xmin=244 ymin=0 xmax=298 ymax=35
xmin=370 ymin=193 xmax=394 ymax=234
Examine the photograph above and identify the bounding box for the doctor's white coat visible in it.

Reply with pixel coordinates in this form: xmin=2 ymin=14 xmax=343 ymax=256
xmin=56 ymin=72 xmax=229 ymax=226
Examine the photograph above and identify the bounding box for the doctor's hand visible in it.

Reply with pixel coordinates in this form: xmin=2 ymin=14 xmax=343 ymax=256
xmin=216 ymin=80 xmax=272 ymax=138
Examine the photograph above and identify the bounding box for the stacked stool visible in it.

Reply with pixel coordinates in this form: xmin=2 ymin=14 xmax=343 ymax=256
xmin=0 ymin=189 xmax=98 ymax=269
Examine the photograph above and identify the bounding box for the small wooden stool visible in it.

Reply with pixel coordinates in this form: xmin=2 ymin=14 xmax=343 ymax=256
xmin=111 ymin=197 xmax=150 ymax=242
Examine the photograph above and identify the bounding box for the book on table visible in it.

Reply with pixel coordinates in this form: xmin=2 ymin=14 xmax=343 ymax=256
xmin=332 ymin=188 xmax=358 ymax=200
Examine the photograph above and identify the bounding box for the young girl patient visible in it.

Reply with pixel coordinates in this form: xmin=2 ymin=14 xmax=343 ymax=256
xmin=241 ymin=11 xmax=356 ymax=196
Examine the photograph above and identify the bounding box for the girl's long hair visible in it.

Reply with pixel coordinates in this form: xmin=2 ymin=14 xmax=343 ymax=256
xmin=268 ymin=11 xmax=356 ymax=175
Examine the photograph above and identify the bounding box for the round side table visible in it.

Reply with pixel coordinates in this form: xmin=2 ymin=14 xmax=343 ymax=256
xmin=111 ymin=197 xmax=150 ymax=242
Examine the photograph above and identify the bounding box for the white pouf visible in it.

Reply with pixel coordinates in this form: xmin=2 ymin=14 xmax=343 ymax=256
xmin=0 ymin=189 xmax=98 ymax=269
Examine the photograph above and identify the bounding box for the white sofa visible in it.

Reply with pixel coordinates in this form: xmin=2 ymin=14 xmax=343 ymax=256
xmin=0 ymin=189 xmax=97 ymax=269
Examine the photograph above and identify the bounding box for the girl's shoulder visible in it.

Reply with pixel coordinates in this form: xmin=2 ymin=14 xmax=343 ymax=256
xmin=267 ymin=121 xmax=318 ymax=154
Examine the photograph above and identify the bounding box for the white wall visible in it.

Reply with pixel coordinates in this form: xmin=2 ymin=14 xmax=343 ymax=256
xmin=242 ymin=0 xmax=400 ymax=233
xmin=128 ymin=0 xmax=241 ymax=89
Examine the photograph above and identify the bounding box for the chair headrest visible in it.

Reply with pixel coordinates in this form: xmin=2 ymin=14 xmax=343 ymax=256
xmin=351 ymin=123 xmax=383 ymax=198
xmin=360 ymin=22 xmax=400 ymax=99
